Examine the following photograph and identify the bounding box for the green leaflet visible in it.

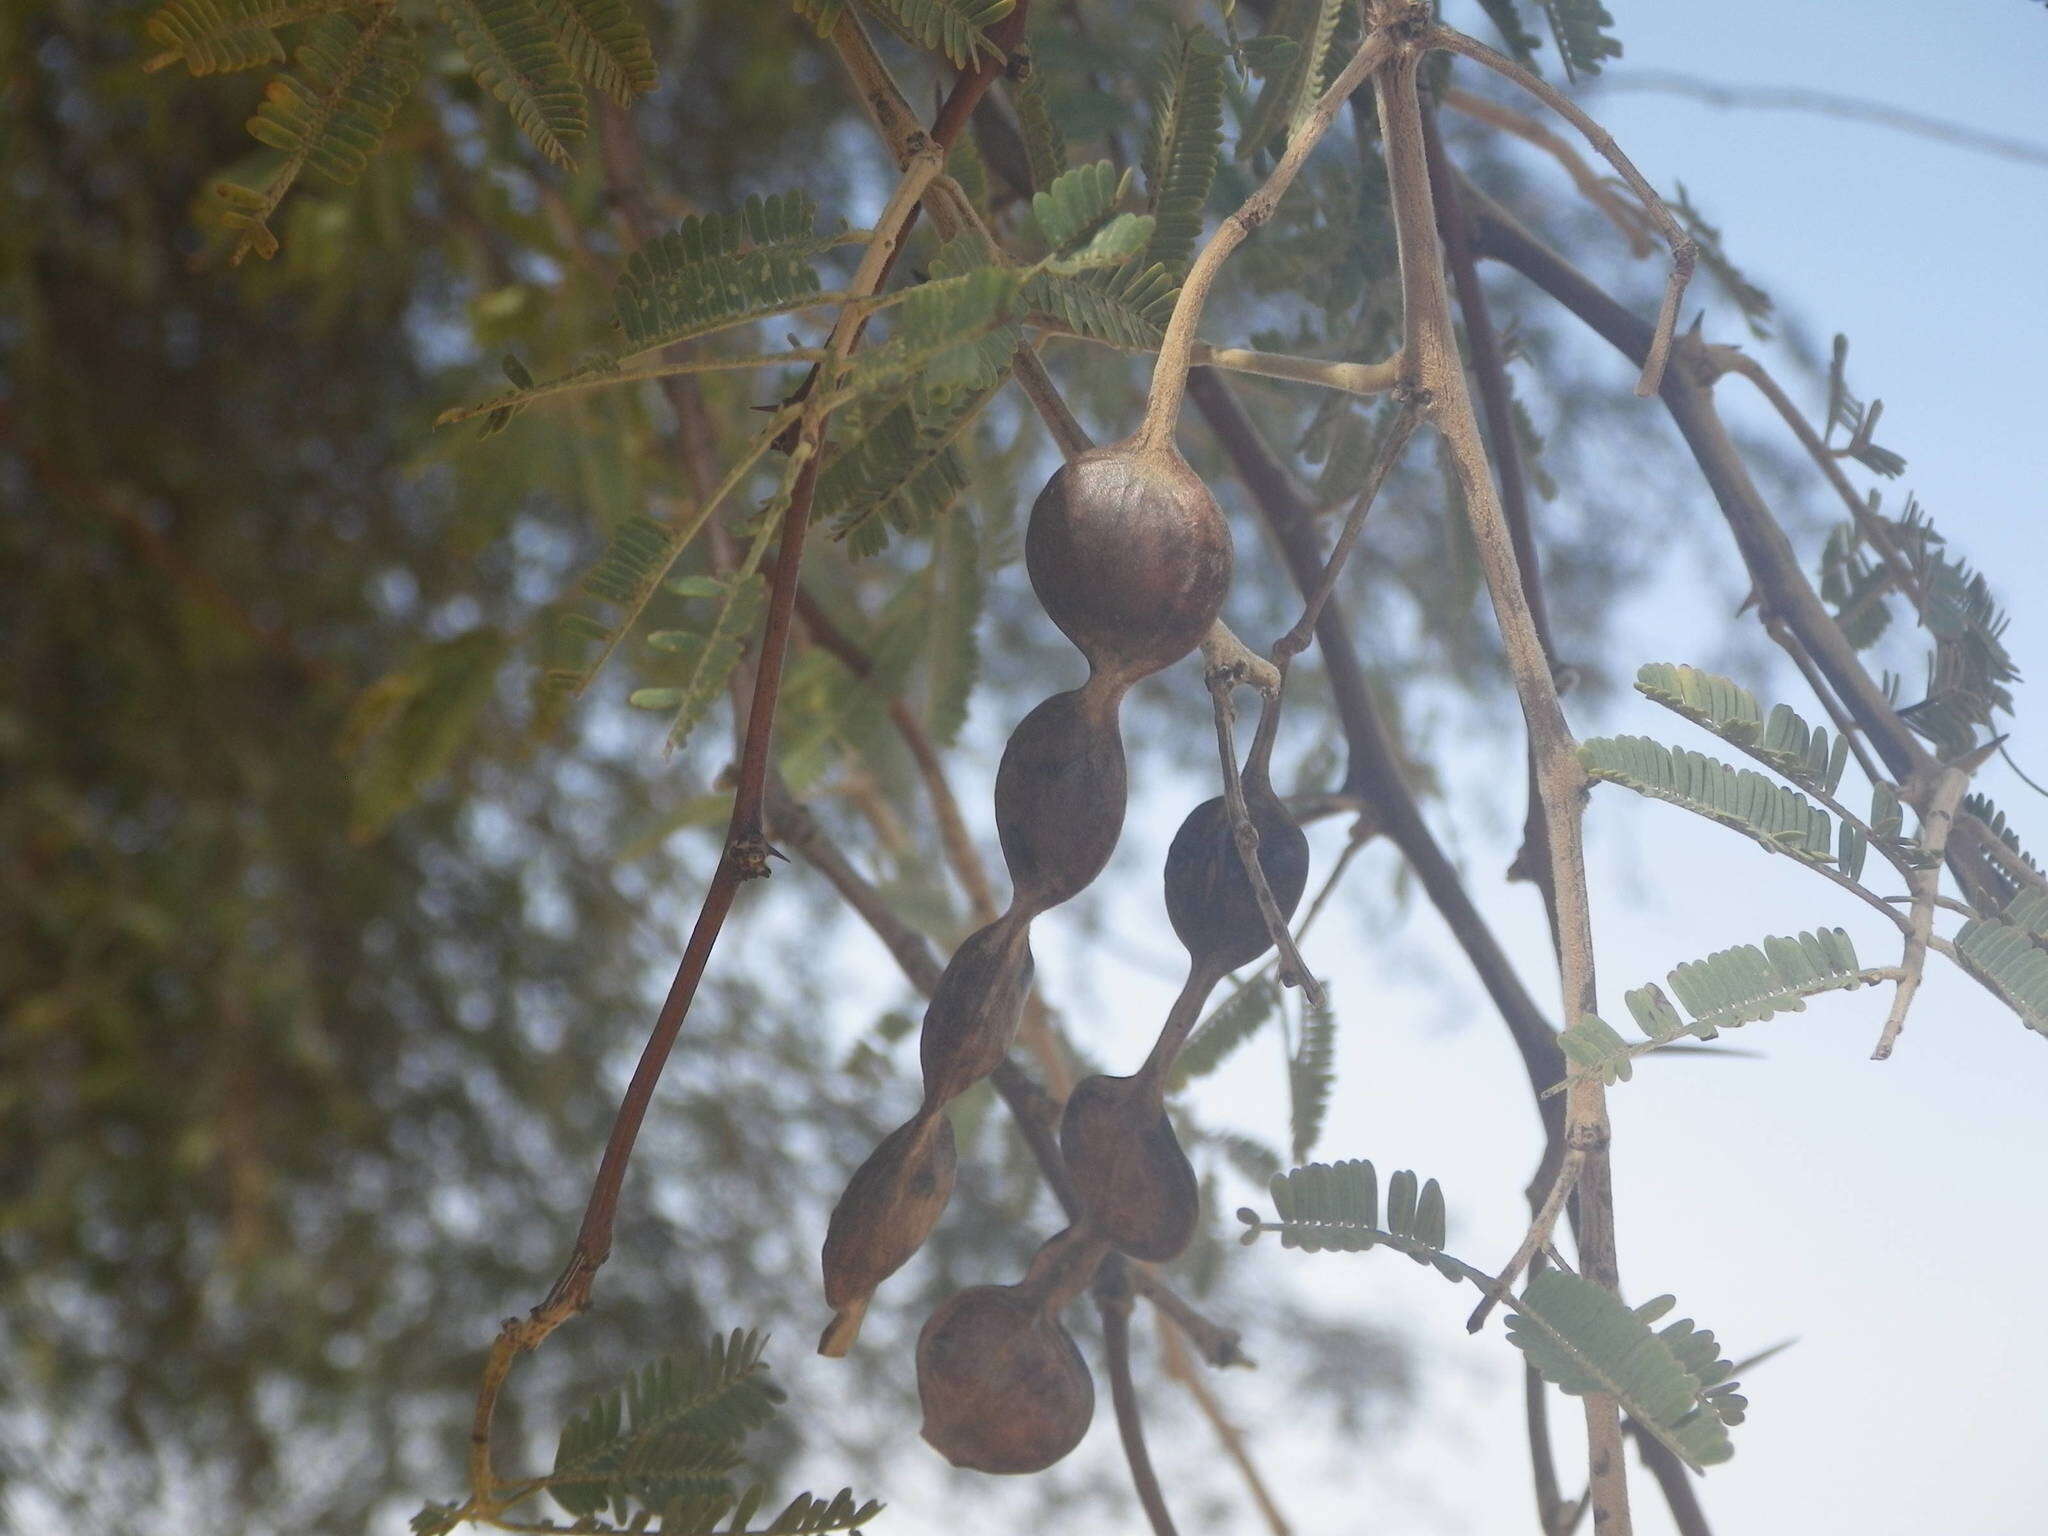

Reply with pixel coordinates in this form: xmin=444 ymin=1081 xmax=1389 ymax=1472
xmin=1238 ymin=0 xmax=1342 ymax=159
xmin=1634 ymin=663 xmax=1849 ymax=798
xmin=1027 ymin=160 xmax=1129 ymax=251
xmin=1538 ymin=0 xmax=1622 ymax=80
xmin=1824 ymin=335 xmax=1907 ymax=478
xmin=1139 ymin=27 xmax=1226 ymax=270
xmin=1240 ymin=1165 xmax=1747 ymax=1471
xmin=1506 ymin=1272 xmax=1742 ymax=1470
xmin=634 ymin=574 xmax=767 ymax=754
xmin=1260 ymin=1160 xmax=1453 ymax=1265
xmin=243 ymin=10 xmax=417 ymax=185
xmin=612 ymin=192 xmax=827 ymax=354
xmin=341 ymin=627 xmax=509 ymax=843
xmin=1012 ymin=41 xmax=1067 ymax=192
xmin=218 ymin=8 xmax=417 ymax=262
xmin=812 ymin=0 xmax=1013 ymax=68
xmin=537 ymin=0 xmax=657 ymax=106
xmin=439 ymin=0 xmax=588 ymax=168
xmin=545 ymin=411 xmax=788 ymax=704
xmin=1288 ymin=992 xmax=1335 ymax=1164
xmin=1473 ymin=0 xmax=1543 ymax=64
xmin=1962 ymin=792 xmax=2043 ymax=897
xmin=1580 ymin=735 xmax=1835 ymax=865
xmin=1954 ymin=889 xmax=2048 ymax=1038
xmin=1819 ymin=523 xmax=1898 ymax=650
xmin=143 ymin=0 xmax=350 ymax=75
xmin=548 ymin=1330 xmax=779 ymax=1520
xmin=1559 ymin=928 xmax=1871 ymax=1084
xmin=813 ymin=400 xmax=977 ymax=558
xmin=1027 ymin=262 xmax=1179 ymax=350
xmin=549 ymin=1331 xmax=777 ymax=1519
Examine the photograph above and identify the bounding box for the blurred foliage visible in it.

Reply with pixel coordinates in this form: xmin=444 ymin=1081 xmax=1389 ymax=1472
xmin=0 ymin=1 xmax=1777 ymax=1532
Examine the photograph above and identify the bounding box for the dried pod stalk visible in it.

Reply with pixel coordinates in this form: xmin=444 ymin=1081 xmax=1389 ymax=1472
xmin=821 ymin=441 xmax=1232 ymax=1352
xmin=1061 ymin=694 xmax=1309 ymax=1262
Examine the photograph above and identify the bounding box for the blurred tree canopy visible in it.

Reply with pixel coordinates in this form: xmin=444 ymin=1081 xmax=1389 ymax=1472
xmin=0 ymin=3 xmax=1815 ymax=1531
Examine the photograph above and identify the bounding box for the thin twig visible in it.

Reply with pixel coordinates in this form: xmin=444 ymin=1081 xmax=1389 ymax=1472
xmin=1710 ymin=347 xmax=1932 ymax=616
xmin=1460 ymin=179 xmax=2040 ymax=915
xmin=760 ymin=777 xmax=1238 ymax=1363
xmin=1379 ymin=20 xmax=1629 ymax=1528
xmin=1186 ymin=368 xmax=1569 ymax=1132
xmin=793 ymin=587 xmax=999 ymax=924
xmin=1441 ymin=85 xmax=1659 ymax=256
xmin=1096 ymin=1257 xmax=1182 ymax=1536
xmin=1525 ymin=1329 xmax=1567 ymax=1533
xmin=1431 ymin=25 xmax=1696 ymax=398
xmin=1424 ymin=106 xmax=1567 ymax=939
xmin=1765 ymin=617 xmax=1888 ymax=789
xmin=465 ymin=148 xmax=944 ymax=1514
xmin=1204 ymin=648 xmax=1324 ymax=1006
xmin=1625 ymin=1420 xmax=1715 ymax=1536
xmin=1872 ymin=763 xmax=1973 ymax=1059
xmin=1038 ymin=326 xmax=1405 ymax=398
xmin=1469 ymin=1148 xmax=1585 ymax=1333
xmin=1273 ymin=403 xmax=1422 ymax=663
xmin=435 ymin=352 xmax=828 ymax=426
xmin=1585 ymin=68 xmax=2048 ymax=170
xmin=1138 ymin=30 xmax=1400 ymax=451
xmin=1159 ymin=1321 xmax=1292 ymax=1536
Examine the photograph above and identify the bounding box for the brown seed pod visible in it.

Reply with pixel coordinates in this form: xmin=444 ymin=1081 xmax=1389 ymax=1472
xmin=1058 ymin=1073 xmax=1200 ymax=1262
xmin=992 ymin=687 xmax=1128 ymax=915
xmin=917 ymin=917 xmax=1034 ymax=1108
xmin=1026 ymin=441 xmax=1234 ymax=683
xmin=818 ymin=1114 xmax=957 ymax=1358
xmin=1162 ymin=780 xmax=1311 ymax=975
xmin=917 ymin=1285 xmax=1095 ymax=1474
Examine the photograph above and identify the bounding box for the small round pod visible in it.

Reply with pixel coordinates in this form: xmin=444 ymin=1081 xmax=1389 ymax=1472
xmin=1025 ymin=441 xmax=1234 ymax=681
xmin=918 ymin=917 xmax=1035 ymax=1108
xmin=819 ymin=1114 xmax=957 ymax=1357
xmin=917 ymin=1283 xmax=1095 ymax=1474
xmin=1059 ymin=1073 xmax=1200 ymax=1262
xmin=1162 ymin=786 xmax=1311 ymax=975
xmin=993 ymin=688 xmax=1128 ymax=915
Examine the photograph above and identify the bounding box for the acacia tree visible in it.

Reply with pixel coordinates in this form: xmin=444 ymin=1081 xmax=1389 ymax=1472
xmin=13 ymin=1 xmax=2043 ymax=1534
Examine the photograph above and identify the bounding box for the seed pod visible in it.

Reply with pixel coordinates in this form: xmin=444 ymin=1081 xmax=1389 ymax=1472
xmin=918 ymin=917 xmax=1034 ymax=1108
xmin=1026 ymin=441 xmax=1234 ymax=683
xmin=1058 ymin=1074 xmax=1199 ymax=1262
xmin=818 ymin=1114 xmax=956 ymax=1357
xmin=1161 ymin=783 xmax=1310 ymax=975
xmin=992 ymin=688 xmax=1128 ymax=915
xmin=917 ymin=1284 xmax=1095 ymax=1474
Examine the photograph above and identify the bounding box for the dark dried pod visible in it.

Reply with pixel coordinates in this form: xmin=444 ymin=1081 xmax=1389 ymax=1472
xmin=1059 ymin=1074 xmax=1200 ymax=1261
xmin=1162 ymin=784 xmax=1310 ymax=975
xmin=1026 ymin=441 xmax=1234 ymax=682
xmin=917 ymin=1283 xmax=1095 ymax=1474
xmin=993 ymin=687 xmax=1128 ymax=914
xmin=819 ymin=1114 xmax=957 ymax=1357
xmin=918 ymin=917 xmax=1034 ymax=1108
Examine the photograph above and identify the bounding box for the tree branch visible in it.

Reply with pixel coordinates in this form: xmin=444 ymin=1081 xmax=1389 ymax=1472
xmin=1096 ymin=1256 xmax=1182 ymax=1536
xmin=1423 ymin=104 xmax=1563 ymax=943
xmin=1378 ymin=26 xmax=1626 ymax=1527
xmin=1460 ymin=180 xmax=2036 ymax=914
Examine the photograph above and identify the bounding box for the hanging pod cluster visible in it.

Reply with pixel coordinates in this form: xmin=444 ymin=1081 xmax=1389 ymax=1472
xmin=918 ymin=689 xmax=1310 ymax=1475
xmin=815 ymin=425 xmax=1320 ymax=1475
xmin=818 ymin=435 xmax=1234 ymax=1361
